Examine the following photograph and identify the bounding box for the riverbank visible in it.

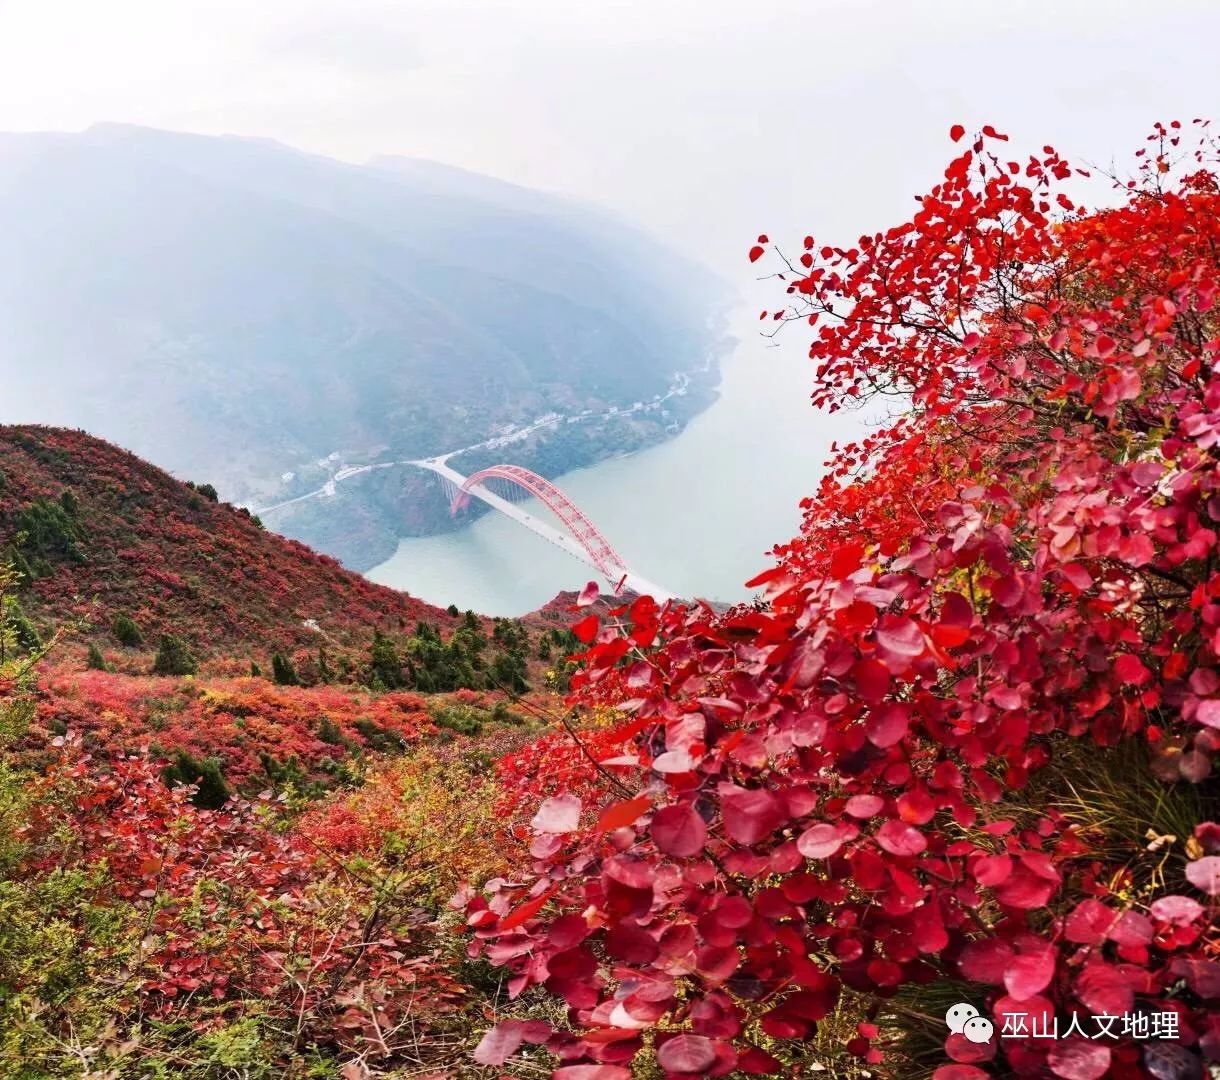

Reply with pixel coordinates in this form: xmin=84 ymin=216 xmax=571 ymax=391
xmin=366 ymin=314 xmax=871 ymax=615
xmin=259 ymin=337 xmax=733 ymax=571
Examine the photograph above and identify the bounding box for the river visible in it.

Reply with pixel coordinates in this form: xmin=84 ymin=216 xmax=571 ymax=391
xmin=366 ymin=310 xmax=872 ymax=615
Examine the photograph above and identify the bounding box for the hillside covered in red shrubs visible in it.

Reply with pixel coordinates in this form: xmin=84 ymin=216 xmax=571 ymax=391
xmin=0 ymin=420 xmax=589 ymax=1077
xmin=0 ymin=424 xmax=460 ymax=658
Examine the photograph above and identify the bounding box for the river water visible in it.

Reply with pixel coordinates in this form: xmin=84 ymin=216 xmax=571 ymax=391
xmin=366 ymin=310 xmax=871 ymax=615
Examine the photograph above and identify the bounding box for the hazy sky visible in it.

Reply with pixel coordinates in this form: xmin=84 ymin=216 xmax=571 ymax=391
xmin=1 ymin=0 xmax=1218 ymax=274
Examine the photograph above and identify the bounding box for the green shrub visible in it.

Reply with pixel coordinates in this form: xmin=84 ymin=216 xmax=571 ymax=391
xmin=152 ymin=634 xmax=196 ymax=676
xmin=368 ymin=631 xmax=405 ymax=689
xmin=1 ymin=596 xmax=39 ymax=656
xmin=429 ymin=702 xmax=484 ymax=737
xmin=14 ymin=496 xmax=84 ymax=567
xmin=352 ymin=717 xmax=406 ymax=752
xmin=186 ymin=481 xmax=219 ymax=502
xmin=271 ymin=652 xmax=299 ymax=686
xmin=163 ymin=750 xmax=230 ymax=809
xmin=111 ymin=613 xmax=143 ymax=648
xmin=86 ymin=644 xmax=106 ymax=671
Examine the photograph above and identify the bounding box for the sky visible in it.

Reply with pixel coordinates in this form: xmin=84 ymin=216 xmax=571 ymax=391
xmin=1 ymin=0 xmax=1219 ymax=275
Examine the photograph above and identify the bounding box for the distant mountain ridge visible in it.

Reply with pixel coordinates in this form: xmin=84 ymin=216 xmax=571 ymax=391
xmin=0 ymin=125 xmax=727 ymax=566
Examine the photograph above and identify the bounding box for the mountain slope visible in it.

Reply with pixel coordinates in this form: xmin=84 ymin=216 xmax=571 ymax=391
xmin=0 ymin=125 xmax=727 ymax=570
xmin=0 ymin=424 xmax=458 ymax=657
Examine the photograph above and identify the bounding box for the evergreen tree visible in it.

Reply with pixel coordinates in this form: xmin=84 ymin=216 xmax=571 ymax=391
xmin=14 ymin=496 xmax=84 ymax=569
xmin=165 ymin=751 xmax=229 ymax=809
xmin=2 ymin=596 xmax=40 ymax=655
xmin=152 ymin=634 xmax=196 ymax=676
xmin=271 ymin=652 xmax=299 ymax=686
xmin=368 ymin=631 xmax=405 ymax=689
xmin=86 ymin=643 xmax=106 ymax=671
xmin=111 ymin=613 xmax=143 ymax=648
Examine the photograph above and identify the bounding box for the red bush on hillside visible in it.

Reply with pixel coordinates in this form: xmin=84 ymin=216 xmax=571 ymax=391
xmin=466 ymin=124 xmax=1220 ymax=1079
xmin=32 ymin=669 xmax=434 ymax=790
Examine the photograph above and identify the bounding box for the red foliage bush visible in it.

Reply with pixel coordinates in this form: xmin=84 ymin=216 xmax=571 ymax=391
xmin=465 ymin=124 xmax=1220 ymax=1079
xmin=25 ymin=743 xmax=466 ymax=1036
xmin=33 ymin=668 xmax=433 ymax=789
xmin=495 ymin=714 xmax=647 ymax=822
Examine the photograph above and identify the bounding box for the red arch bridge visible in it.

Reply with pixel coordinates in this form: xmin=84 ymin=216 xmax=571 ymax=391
xmin=412 ymin=457 xmax=674 ymax=601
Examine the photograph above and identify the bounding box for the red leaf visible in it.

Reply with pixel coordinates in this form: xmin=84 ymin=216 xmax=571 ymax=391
xmin=1114 ymin=653 xmax=1150 ymax=686
xmin=866 ymin=703 xmax=910 ymax=748
xmin=853 ymin=658 xmax=891 ymax=702
xmin=1003 ymin=948 xmax=1055 ymax=1001
xmin=875 ymin=616 xmax=925 ymax=658
xmin=949 ymin=124 xmax=966 ymax=143
xmin=651 ymin=804 xmax=707 ymax=856
xmin=474 ymin=1022 xmax=526 ymax=1066
xmin=945 ymin=1032 xmax=996 ymax=1064
xmin=959 ymin=938 xmax=1013 ymax=984
xmin=1074 ymin=960 xmax=1132 ymax=1016
xmin=532 ymin=794 xmax=582 ymax=834
xmin=1186 ymin=855 xmax=1220 ymax=895
xmin=553 ymin=1067 xmax=632 ymax=1080
xmin=845 ymin=794 xmax=885 ymax=818
xmin=797 ymin=823 xmax=843 ymax=860
xmin=499 ymin=885 xmax=559 ymax=931
xmin=656 ymin=1034 xmax=718 ymax=1074
xmin=1149 ymin=894 xmax=1204 ymax=925
xmin=597 ymin=795 xmax=651 ymax=833
xmin=1063 ymin=898 xmax=1115 ymax=944
xmin=738 ymin=1047 xmax=783 ymax=1074
xmin=718 ymin=783 xmax=786 ymax=844
xmin=1197 ymin=700 xmax=1220 ymax=729
xmin=973 ymin=854 xmax=1012 ymax=887
xmin=1047 ymin=1040 xmax=1111 ymax=1080
xmin=876 ymin=820 xmax=926 ymax=857
xmin=748 ymin=245 xmax=765 ymax=263
xmin=572 ymin=614 xmax=600 ymax=643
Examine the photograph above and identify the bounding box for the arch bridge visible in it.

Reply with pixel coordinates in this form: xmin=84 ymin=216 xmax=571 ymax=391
xmin=412 ymin=457 xmax=674 ymax=601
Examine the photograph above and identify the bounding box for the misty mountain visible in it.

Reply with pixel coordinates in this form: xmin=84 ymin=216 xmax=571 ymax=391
xmin=0 ymin=125 xmax=726 ymax=518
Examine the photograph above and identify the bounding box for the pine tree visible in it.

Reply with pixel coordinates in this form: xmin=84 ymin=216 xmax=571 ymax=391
xmin=165 ymin=751 xmax=229 ymax=809
xmin=152 ymin=634 xmax=197 ymax=676
xmin=271 ymin=652 xmax=299 ymax=686
xmin=111 ymin=613 xmax=143 ymax=648
xmin=369 ymin=631 xmax=405 ymax=689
